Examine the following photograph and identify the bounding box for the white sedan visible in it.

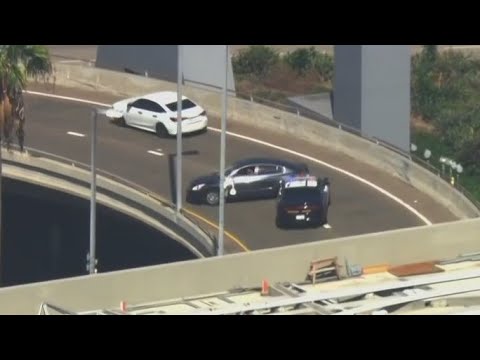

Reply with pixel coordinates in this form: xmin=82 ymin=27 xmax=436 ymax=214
xmin=105 ymin=91 xmax=208 ymax=137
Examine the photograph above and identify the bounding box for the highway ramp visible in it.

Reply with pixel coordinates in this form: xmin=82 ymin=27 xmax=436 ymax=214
xmin=23 ymin=85 xmax=456 ymax=252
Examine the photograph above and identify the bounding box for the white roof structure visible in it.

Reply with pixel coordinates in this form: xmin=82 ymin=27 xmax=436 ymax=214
xmin=38 ymin=254 xmax=480 ymax=315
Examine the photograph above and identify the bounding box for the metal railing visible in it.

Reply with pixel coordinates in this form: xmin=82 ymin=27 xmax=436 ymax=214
xmin=2 ymin=145 xmax=218 ymax=249
xmin=237 ymin=90 xmax=414 ymax=157
xmin=235 ymin=90 xmax=480 ymax=211
xmin=410 ymin=154 xmax=480 ymax=210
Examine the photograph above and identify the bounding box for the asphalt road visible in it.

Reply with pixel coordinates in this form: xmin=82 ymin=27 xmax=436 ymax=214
xmin=22 ymin=86 xmax=456 ymax=253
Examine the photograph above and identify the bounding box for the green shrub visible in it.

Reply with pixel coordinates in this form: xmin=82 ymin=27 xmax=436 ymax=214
xmin=232 ymin=45 xmax=279 ymax=79
xmin=284 ymin=47 xmax=317 ymax=75
xmin=283 ymin=47 xmax=334 ymax=82
xmin=314 ymin=52 xmax=334 ymax=83
xmin=457 ymin=137 xmax=480 ymax=176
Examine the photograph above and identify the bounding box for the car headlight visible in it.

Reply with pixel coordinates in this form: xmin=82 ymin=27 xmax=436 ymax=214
xmin=192 ymin=184 xmax=205 ymax=191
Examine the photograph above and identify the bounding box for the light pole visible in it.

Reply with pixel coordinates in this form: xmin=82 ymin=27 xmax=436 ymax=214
xmin=439 ymin=156 xmax=448 ymax=176
xmin=89 ymin=109 xmax=98 ymax=275
xmin=456 ymin=163 xmax=463 ymax=185
xmin=87 ymin=107 xmax=109 ymax=274
xmin=218 ymin=45 xmax=229 ymax=257
xmin=449 ymin=159 xmax=456 ymax=178
xmin=423 ymin=148 xmax=431 ymax=164
xmin=176 ymin=45 xmax=183 ymax=216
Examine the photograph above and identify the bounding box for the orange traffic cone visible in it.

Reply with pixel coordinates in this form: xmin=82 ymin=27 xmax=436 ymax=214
xmin=261 ymin=279 xmax=270 ymax=296
xmin=120 ymin=300 xmax=127 ymax=313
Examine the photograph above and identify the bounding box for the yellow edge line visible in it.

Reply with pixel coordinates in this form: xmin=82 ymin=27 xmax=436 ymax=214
xmin=183 ymin=207 xmax=250 ymax=252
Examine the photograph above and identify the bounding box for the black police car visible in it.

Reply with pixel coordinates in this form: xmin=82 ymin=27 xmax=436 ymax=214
xmin=186 ymin=157 xmax=309 ymax=206
xmin=275 ymin=176 xmax=331 ymax=229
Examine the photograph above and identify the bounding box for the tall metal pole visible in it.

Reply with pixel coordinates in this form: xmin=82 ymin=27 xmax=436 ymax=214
xmin=0 ymin=143 xmax=3 ymax=284
xmin=218 ymin=45 xmax=229 ymax=256
xmin=176 ymin=45 xmax=183 ymax=215
xmin=89 ymin=109 xmax=97 ymax=275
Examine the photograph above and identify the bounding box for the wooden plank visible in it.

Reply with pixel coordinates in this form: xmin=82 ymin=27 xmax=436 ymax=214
xmin=388 ymin=261 xmax=444 ymax=277
xmin=363 ymin=264 xmax=390 ymax=275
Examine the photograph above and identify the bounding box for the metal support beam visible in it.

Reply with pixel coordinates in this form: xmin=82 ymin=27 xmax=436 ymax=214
xmin=89 ymin=109 xmax=97 ymax=275
xmin=176 ymin=45 xmax=183 ymax=215
xmin=271 ymin=283 xmax=332 ymax=315
xmin=217 ymin=45 xmax=228 ymax=257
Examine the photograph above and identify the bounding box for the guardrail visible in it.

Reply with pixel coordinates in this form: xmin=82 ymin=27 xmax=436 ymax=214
xmin=37 ymin=62 xmax=480 ymax=218
xmin=2 ymin=145 xmax=218 ymax=254
xmin=235 ymin=90 xmax=480 ymax=212
xmin=410 ymin=154 xmax=480 ymax=210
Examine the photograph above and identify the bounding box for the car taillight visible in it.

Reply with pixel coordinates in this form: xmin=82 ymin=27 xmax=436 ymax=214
xmin=170 ymin=117 xmax=187 ymax=122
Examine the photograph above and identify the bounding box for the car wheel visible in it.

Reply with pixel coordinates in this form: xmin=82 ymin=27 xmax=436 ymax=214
xmin=275 ymin=216 xmax=284 ymax=229
xmin=156 ymin=123 xmax=169 ymax=138
xmin=118 ymin=117 xmax=126 ymax=127
xmin=205 ymin=190 xmax=220 ymax=206
xmin=321 ymin=210 xmax=328 ymax=226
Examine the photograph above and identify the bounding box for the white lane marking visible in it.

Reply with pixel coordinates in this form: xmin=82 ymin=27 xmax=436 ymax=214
xmin=67 ymin=131 xmax=85 ymax=137
xmin=148 ymin=150 xmax=164 ymax=157
xmin=25 ymin=91 xmax=432 ymax=226
xmin=323 ymin=224 xmax=332 ymax=229
xmin=25 ymin=90 xmax=110 ymax=108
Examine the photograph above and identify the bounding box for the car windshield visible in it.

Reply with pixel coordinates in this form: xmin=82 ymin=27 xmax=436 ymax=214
xmin=165 ymin=99 xmax=197 ymax=112
xmin=282 ymin=187 xmax=322 ymax=202
xmin=225 ymin=167 xmax=235 ymax=176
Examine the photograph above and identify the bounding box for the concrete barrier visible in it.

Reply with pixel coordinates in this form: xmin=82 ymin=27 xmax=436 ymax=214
xmin=44 ymin=62 xmax=480 ymax=219
xmin=1 ymin=149 xmax=216 ymax=258
xmin=0 ymin=217 xmax=480 ymax=314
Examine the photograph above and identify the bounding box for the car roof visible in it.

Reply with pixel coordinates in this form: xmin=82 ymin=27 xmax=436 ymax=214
xmin=141 ymin=91 xmax=190 ymax=105
xmin=232 ymin=157 xmax=307 ymax=170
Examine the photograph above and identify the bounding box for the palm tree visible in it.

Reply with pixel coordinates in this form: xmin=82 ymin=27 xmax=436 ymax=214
xmin=0 ymin=45 xmax=52 ymax=284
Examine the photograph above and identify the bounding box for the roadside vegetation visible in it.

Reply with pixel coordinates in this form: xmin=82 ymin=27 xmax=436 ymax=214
xmin=411 ymin=45 xmax=480 ymax=200
xmin=0 ymin=45 xmax=52 ymax=150
xmin=231 ymin=45 xmax=480 ymax=202
xmin=232 ymin=45 xmax=333 ymax=103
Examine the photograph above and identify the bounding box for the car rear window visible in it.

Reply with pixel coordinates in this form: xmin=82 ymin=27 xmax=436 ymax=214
xmin=165 ymin=99 xmax=197 ymax=112
xmin=282 ymin=187 xmax=322 ymax=202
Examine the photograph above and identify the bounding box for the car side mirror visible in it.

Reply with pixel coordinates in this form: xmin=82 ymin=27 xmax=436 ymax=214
xmin=224 ymin=176 xmax=234 ymax=187
xmin=126 ymin=103 xmax=133 ymax=112
xmin=224 ymin=176 xmax=237 ymax=196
